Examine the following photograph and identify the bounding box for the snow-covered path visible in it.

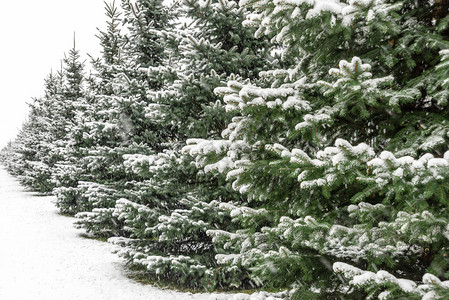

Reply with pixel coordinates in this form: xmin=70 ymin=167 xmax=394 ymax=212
xmin=0 ymin=167 xmax=213 ymax=300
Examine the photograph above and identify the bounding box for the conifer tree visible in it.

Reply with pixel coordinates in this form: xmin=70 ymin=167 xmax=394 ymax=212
xmin=62 ymin=37 xmax=84 ymax=101
xmin=2 ymin=0 xmax=448 ymax=298
xmin=48 ymin=40 xmax=90 ymax=214
xmin=5 ymin=104 xmax=53 ymax=192
xmin=185 ymin=0 xmax=449 ymax=298
xmin=100 ymin=0 xmax=274 ymax=290
xmin=71 ymin=0 xmax=174 ymax=227
xmin=53 ymin=1 xmax=126 ymax=215
xmin=1 ymin=39 xmax=86 ymax=209
xmin=3 ymin=69 xmax=68 ymax=193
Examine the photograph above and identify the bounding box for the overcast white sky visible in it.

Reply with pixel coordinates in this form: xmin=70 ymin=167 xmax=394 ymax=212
xmin=0 ymin=0 xmax=107 ymax=148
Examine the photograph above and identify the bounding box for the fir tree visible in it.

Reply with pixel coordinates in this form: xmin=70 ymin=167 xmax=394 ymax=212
xmin=185 ymin=0 xmax=449 ymax=298
xmin=71 ymin=0 xmax=175 ymax=228
xmin=53 ymin=1 xmax=126 ymax=215
xmin=5 ymin=69 xmax=68 ymax=193
xmin=103 ymin=0 xmax=274 ymax=290
xmin=2 ymin=0 xmax=448 ymax=298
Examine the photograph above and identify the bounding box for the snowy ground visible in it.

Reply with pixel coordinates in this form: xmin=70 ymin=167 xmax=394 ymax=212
xmin=0 ymin=167 xmax=217 ymax=300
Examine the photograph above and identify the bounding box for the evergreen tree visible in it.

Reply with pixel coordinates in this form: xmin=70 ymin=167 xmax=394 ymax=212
xmin=0 ymin=39 xmax=87 ymax=207
xmin=48 ymin=40 xmax=89 ymax=214
xmin=100 ymin=0 xmax=274 ymax=290
xmin=53 ymin=1 xmax=126 ymax=215
xmin=121 ymin=0 xmax=170 ymax=68
xmin=3 ymin=69 xmax=69 ymax=193
xmin=2 ymin=0 xmax=448 ymax=298
xmin=70 ymin=0 xmax=174 ymax=227
xmin=185 ymin=0 xmax=449 ymax=298
xmin=62 ymin=38 xmax=84 ymax=101
xmin=5 ymin=106 xmax=53 ymax=192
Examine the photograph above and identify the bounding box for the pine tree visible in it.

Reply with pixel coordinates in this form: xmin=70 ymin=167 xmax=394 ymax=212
xmin=5 ymin=104 xmax=53 ymax=192
xmin=3 ymin=69 xmax=69 ymax=193
xmin=121 ymin=0 xmax=169 ymax=68
xmin=53 ymin=1 xmax=126 ymax=216
xmin=89 ymin=0 xmax=123 ymax=95
xmin=2 ymin=0 xmax=448 ymax=298
xmin=62 ymin=36 xmax=84 ymax=101
xmin=47 ymin=39 xmax=89 ymax=214
xmin=72 ymin=0 xmax=174 ymax=230
xmin=103 ymin=0 xmax=274 ymax=290
xmin=185 ymin=0 xmax=449 ymax=298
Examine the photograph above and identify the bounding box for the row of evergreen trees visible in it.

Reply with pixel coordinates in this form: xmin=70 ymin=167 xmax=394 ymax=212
xmin=2 ymin=0 xmax=449 ymax=299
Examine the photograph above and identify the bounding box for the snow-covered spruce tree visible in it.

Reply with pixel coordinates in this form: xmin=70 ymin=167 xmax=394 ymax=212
xmin=101 ymin=0 xmax=275 ymax=290
xmin=18 ymin=104 xmax=56 ymax=192
xmin=0 ymin=140 xmax=19 ymax=170
xmin=52 ymin=1 xmax=127 ymax=217
xmin=48 ymin=41 xmax=92 ymax=214
xmin=14 ymin=41 xmax=87 ymax=198
xmin=184 ymin=0 xmax=449 ymax=298
xmin=121 ymin=0 xmax=170 ymax=68
xmin=1 ymin=69 xmax=69 ymax=193
xmin=72 ymin=0 xmax=174 ymax=233
xmin=54 ymin=0 xmax=159 ymax=221
xmin=1 ymin=106 xmax=52 ymax=191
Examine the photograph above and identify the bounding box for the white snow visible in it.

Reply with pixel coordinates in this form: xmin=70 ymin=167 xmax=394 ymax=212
xmin=427 ymin=158 xmax=449 ymax=168
xmin=352 ymin=271 xmax=376 ymax=285
xmin=0 ymin=167 xmax=213 ymax=300
xmin=333 ymin=262 xmax=363 ymax=277
xmin=392 ymin=167 xmax=404 ymax=178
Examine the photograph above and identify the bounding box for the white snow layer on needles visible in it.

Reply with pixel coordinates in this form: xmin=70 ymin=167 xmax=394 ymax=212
xmin=334 ymin=261 xmax=449 ymax=298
